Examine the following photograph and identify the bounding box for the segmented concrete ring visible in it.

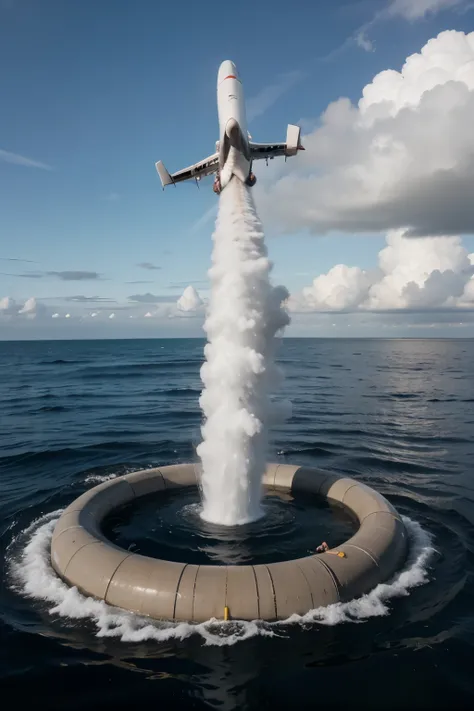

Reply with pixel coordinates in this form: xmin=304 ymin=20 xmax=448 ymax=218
xmin=50 ymin=464 xmax=407 ymax=622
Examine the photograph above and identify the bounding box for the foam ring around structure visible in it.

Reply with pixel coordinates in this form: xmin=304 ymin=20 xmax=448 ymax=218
xmin=50 ymin=464 xmax=408 ymax=622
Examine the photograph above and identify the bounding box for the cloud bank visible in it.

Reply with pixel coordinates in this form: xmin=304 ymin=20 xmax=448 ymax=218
xmin=291 ymin=230 xmax=474 ymax=313
xmin=258 ymin=30 xmax=474 ymax=238
xmin=1 ymin=297 xmax=46 ymax=319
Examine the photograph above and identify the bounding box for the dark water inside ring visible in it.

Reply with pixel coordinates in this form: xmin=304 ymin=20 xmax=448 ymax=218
xmin=1 ymin=338 xmax=474 ymax=710
xmin=103 ymin=489 xmax=356 ymax=565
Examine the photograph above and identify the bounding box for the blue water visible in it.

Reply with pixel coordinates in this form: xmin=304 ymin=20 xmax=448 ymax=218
xmin=1 ymin=338 xmax=473 ymax=710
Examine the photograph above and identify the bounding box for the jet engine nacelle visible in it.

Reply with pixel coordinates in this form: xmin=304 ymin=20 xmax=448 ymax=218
xmin=285 ymin=124 xmax=302 ymax=157
xmin=245 ymin=172 xmax=257 ymax=187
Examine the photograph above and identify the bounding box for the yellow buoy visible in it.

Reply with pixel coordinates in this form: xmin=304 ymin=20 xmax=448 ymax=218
xmin=224 ymin=606 xmax=230 ymax=621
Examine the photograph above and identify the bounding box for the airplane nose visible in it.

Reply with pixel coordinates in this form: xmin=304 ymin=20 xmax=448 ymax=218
xmin=218 ymin=60 xmax=238 ymax=84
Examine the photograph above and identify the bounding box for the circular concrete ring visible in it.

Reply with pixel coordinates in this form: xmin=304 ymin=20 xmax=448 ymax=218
xmin=50 ymin=463 xmax=408 ymax=622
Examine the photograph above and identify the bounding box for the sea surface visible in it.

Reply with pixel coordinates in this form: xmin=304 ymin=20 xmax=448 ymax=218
xmin=1 ymin=338 xmax=473 ymax=710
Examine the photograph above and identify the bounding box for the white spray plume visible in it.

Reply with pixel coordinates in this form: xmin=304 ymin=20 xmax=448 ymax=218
xmin=197 ymin=177 xmax=289 ymax=526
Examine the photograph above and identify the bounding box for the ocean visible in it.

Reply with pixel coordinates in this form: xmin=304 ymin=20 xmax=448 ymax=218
xmin=0 ymin=337 xmax=473 ymax=710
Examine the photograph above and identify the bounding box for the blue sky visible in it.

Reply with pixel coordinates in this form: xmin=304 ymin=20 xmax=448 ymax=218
xmin=2 ymin=0 xmax=474 ymax=338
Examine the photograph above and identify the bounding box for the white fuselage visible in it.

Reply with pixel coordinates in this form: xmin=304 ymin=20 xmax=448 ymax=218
xmin=217 ymin=60 xmax=251 ymax=184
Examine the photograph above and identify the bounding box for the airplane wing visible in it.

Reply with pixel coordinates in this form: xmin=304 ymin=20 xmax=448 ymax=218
xmin=156 ymin=152 xmax=219 ymax=188
xmin=250 ymin=124 xmax=303 ymax=162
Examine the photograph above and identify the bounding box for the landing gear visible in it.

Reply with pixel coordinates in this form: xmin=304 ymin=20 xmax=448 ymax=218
xmin=245 ymin=172 xmax=257 ymax=187
xmin=213 ymin=174 xmax=221 ymax=194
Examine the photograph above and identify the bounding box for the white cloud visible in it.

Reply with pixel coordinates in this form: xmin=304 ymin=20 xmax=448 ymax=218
xmin=388 ymin=0 xmax=465 ymax=20
xmin=177 ymin=285 xmax=204 ymax=312
xmin=298 ymin=265 xmax=374 ymax=311
xmin=0 ymin=296 xmax=17 ymax=315
xmin=0 ymin=148 xmax=52 ymax=170
xmin=141 ymin=285 xmax=205 ymax=321
xmin=18 ymin=297 xmax=45 ymax=319
xmin=292 ymin=230 xmax=474 ymax=313
xmin=257 ymin=30 xmax=474 ymax=238
xmin=1 ymin=296 xmax=48 ymax=320
xmin=52 ymin=313 xmax=60 ymax=318
xmin=356 ymin=30 xmax=374 ymax=52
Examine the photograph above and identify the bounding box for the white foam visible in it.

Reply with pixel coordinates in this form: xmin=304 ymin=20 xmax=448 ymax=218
xmin=8 ymin=513 xmax=435 ymax=646
xmin=283 ymin=516 xmax=437 ymax=626
xmin=197 ymin=177 xmax=290 ymax=525
xmin=83 ymin=473 xmax=118 ymax=484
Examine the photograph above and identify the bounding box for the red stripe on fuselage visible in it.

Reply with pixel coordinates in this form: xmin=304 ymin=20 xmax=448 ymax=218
xmin=224 ymin=74 xmax=241 ymax=82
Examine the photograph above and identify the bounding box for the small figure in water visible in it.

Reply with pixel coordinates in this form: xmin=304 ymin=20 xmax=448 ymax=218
xmin=316 ymin=541 xmax=329 ymax=553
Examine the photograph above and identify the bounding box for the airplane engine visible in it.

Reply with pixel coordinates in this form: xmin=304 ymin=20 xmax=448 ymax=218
xmin=245 ymin=172 xmax=257 ymax=187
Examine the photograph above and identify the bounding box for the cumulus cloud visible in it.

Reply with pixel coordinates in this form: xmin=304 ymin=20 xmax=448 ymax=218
xmin=139 ymin=285 xmax=205 ymax=320
xmin=18 ymin=297 xmax=46 ymax=318
xmin=298 ymin=265 xmax=374 ymax=312
xmin=1 ymin=296 xmax=51 ymax=320
xmin=177 ymin=285 xmax=203 ymax=312
xmin=137 ymin=262 xmax=161 ymax=271
xmin=292 ymin=230 xmax=474 ymax=313
xmin=0 ymin=296 xmax=17 ymax=315
xmin=258 ymin=30 xmax=474 ymax=237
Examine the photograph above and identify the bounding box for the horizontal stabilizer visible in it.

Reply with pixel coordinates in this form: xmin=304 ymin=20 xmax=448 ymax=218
xmin=155 ymin=161 xmax=174 ymax=188
xmin=285 ymin=124 xmax=301 ymax=157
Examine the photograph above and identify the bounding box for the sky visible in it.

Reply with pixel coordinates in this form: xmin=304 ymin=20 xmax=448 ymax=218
xmin=2 ymin=0 xmax=474 ymax=339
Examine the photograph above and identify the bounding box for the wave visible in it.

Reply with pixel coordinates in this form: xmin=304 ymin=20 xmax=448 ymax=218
xmin=38 ymin=359 xmax=85 ymax=365
xmin=8 ymin=512 xmax=435 ymax=647
xmin=276 ymin=446 xmax=334 ymax=458
xmin=73 ymin=361 xmax=202 ymax=377
xmin=35 ymin=405 xmax=68 ymax=413
xmin=0 ymin=441 xmax=182 ymax=467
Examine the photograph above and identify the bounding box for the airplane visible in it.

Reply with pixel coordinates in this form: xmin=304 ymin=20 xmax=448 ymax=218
xmin=155 ymin=60 xmax=304 ymax=195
